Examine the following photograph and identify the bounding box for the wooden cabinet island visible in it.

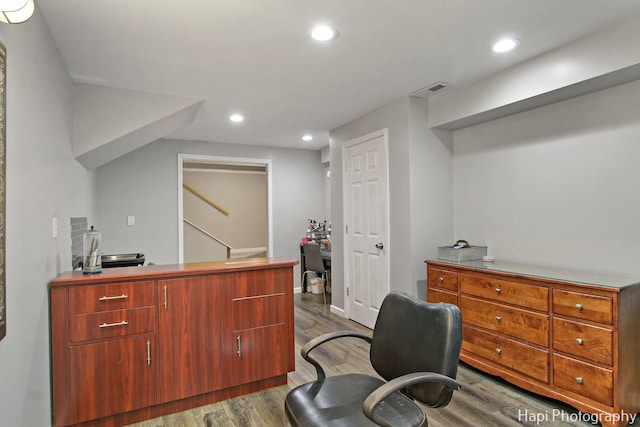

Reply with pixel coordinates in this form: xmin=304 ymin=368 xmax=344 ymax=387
xmin=49 ymin=258 xmax=297 ymax=427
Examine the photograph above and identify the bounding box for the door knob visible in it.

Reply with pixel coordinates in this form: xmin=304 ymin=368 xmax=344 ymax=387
xmin=375 ymin=243 xmax=384 ymax=250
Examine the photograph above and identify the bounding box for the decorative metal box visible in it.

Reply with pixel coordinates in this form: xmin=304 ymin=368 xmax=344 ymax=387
xmin=437 ymin=244 xmax=487 ymax=262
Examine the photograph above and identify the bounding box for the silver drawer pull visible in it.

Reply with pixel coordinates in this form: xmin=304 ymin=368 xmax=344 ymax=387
xmin=495 ymin=316 xmax=502 ymax=322
xmin=495 ymin=348 xmax=501 ymax=355
xmin=575 ymin=377 xmax=583 ymax=384
xmin=438 ymin=277 xmax=444 ymax=283
xmin=98 ymin=294 xmax=128 ymax=301
xmin=236 ymin=335 xmax=242 ymax=358
xmin=99 ymin=320 xmax=129 ymax=328
xmin=575 ymin=303 xmax=583 ymax=311
xmin=576 ymin=338 xmax=583 ymax=345
xmin=495 ymin=288 xmax=501 ymax=294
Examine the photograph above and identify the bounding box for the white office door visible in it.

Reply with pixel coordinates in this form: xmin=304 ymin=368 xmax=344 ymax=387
xmin=343 ymin=130 xmax=389 ymax=329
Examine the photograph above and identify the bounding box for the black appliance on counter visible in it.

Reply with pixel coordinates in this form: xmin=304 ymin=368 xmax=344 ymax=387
xmin=101 ymin=253 xmax=145 ymax=268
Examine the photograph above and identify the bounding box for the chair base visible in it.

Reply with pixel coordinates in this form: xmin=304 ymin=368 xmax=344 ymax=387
xmin=285 ymin=373 xmax=426 ymax=427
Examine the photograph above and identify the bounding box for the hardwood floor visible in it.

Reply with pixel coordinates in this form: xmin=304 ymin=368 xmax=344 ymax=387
xmin=126 ymin=292 xmax=636 ymax=427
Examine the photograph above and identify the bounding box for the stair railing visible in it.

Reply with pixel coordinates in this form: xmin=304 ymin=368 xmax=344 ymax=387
xmin=183 ymin=218 xmax=232 ymax=260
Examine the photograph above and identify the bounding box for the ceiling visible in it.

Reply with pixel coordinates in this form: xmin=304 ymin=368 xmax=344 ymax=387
xmin=37 ymin=0 xmax=640 ymax=151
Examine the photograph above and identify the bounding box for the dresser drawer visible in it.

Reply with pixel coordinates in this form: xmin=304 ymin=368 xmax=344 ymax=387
xmin=553 ymin=354 xmax=613 ymax=406
xmin=460 ymin=296 xmax=549 ymax=347
xmin=70 ymin=307 xmax=156 ymax=342
xmin=427 ymin=288 xmax=458 ymax=306
xmin=463 ymin=325 xmax=549 ymax=382
xmin=427 ymin=267 xmax=458 ymax=291
xmin=552 ymin=290 xmax=613 ymax=325
xmin=69 ymin=281 xmax=156 ymax=314
xmin=553 ymin=318 xmax=613 ymax=366
xmin=460 ymin=274 xmax=548 ymax=312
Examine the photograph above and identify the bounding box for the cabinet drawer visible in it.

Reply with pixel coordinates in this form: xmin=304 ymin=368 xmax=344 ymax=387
xmin=460 ymin=274 xmax=548 ymax=312
xmin=460 ymin=296 xmax=549 ymax=347
xmin=427 ymin=267 xmax=458 ymax=291
xmin=232 ymin=293 xmax=286 ymax=331
xmin=69 ymin=281 xmax=156 ymax=314
xmin=552 ymin=318 xmax=613 ymax=366
xmin=70 ymin=307 xmax=156 ymax=342
xmin=229 ymin=269 xmax=286 ymax=299
xmin=552 ymin=290 xmax=613 ymax=325
xmin=427 ymin=288 xmax=458 ymax=306
xmin=463 ymin=325 xmax=549 ymax=382
xmin=553 ymin=354 xmax=613 ymax=406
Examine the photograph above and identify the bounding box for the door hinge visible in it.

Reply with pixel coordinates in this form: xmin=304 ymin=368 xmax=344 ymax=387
xmin=345 ymin=224 xmax=348 ymax=234
xmin=344 ymin=162 xmax=348 ymax=172
xmin=347 ymin=287 xmax=350 ymax=296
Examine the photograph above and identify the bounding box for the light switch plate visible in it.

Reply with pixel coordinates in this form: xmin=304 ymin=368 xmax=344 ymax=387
xmin=127 ymin=215 xmax=135 ymax=226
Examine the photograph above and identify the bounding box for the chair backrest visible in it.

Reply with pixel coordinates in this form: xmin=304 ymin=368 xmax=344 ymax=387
xmin=303 ymin=242 xmax=326 ymax=273
xmin=369 ymin=291 xmax=462 ymax=408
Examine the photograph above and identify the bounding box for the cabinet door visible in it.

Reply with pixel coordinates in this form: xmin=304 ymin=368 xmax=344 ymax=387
xmin=158 ymin=276 xmax=223 ymax=403
xmin=69 ymin=336 xmax=156 ymax=424
xmin=230 ymin=323 xmax=289 ymax=386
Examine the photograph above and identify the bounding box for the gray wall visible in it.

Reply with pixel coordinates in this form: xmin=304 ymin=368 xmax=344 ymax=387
xmin=330 ymin=97 xmax=454 ymax=310
xmin=453 ymin=79 xmax=640 ymax=277
xmin=96 ymin=138 xmax=324 ymax=285
xmin=0 ymin=11 xmax=96 ymax=427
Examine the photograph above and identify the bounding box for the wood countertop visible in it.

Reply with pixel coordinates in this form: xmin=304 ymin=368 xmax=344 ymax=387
xmin=426 ymin=258 xmax=640 ymax=289
xmin=50 ymin=257 xmax=299 ymax=287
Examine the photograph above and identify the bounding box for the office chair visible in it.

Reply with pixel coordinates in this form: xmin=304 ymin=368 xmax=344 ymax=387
xmin=284 ymin=291 xmax=462 ymax=427
xmin=302 ymin=242 xmax=329 ymax=305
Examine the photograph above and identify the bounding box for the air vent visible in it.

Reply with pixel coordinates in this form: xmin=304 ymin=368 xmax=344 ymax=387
xmin=410 ymin=81 xmax=452 ymax=99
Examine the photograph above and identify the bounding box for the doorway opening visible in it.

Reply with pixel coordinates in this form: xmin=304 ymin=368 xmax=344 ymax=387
xmin=177 ymin=154 xmax=273 ymax=263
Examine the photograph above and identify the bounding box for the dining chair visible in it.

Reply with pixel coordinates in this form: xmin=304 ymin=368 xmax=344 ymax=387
xmin=302 ymin=242 xmax=329 ymax=305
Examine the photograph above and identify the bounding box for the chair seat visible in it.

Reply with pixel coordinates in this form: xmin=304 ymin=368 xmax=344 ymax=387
xmin=285 ymin=373 xmax=426 ymax=427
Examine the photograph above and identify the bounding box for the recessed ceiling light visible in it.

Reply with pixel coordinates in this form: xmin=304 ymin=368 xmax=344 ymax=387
xmin=302 ymin=134 xmax=313 ymax=142
xmin=229 ymin=114 xmax=244 ymax=123
xmin=492 ymin=37 xmax=519 ymax=53
xmin=310 ymin=24 xmax=339 ymax=41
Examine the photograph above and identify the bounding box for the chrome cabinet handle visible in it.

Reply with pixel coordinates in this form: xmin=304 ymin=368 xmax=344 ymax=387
xmin=99 ymin=320 xmax=128 ymax=328
xmin=495 ymin=348 xmax=501 ymax=355
xmin=438 ymin=277 xmax=444 ymax=283
xmin=576 ymin=338 xmax=583 ymax=345
xmin=99 ymin=294 xmax=128 ymax=301
xmin=575 ymin=377 xmax=583 ymax=384
xmin=236 ymin=335 xmax=242 ymax=358
xmin=164 ymin=285 xmax=168 ymax=309
xmin=575 ymin=303 xmax=583 ymax=311
xmin=495 ymin=288 xmax=501 ymax=294
xmin=147 ymin=340 xmax=151 ymax=366
xmin=495 ymin=316 xmax=502 ymax=322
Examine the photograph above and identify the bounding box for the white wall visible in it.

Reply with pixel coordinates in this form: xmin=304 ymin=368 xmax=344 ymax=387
xmin=408 ymin=98 xmax=454 ymax=299
xmin=0 ymin=9 xmax=96 ymax=427
xmin=96 ymin=138 xmax=324 ymax=285
xmin=330 ymin=97 xmax=454 ymax=309
xmin=453 ymin=79 xmax=640 ymax=277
